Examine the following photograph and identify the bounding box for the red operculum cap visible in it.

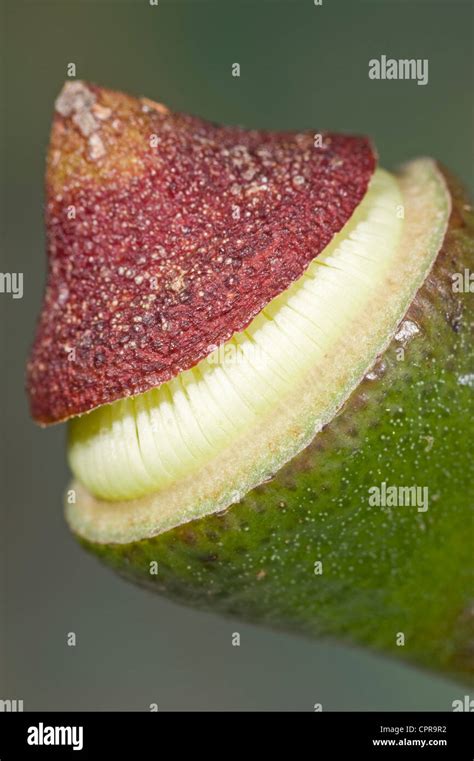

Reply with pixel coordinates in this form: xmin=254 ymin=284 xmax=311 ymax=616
xmin=27 ymin=81 xmax=376 ymax=424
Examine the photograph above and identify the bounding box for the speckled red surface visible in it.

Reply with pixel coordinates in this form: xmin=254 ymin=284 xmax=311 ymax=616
xmin=27 ymin=82 xmax=376 ymax=424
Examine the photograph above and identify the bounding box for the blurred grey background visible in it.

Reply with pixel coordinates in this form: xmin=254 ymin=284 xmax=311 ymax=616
xmin=2 ymin=0 xmax=473 ymax=710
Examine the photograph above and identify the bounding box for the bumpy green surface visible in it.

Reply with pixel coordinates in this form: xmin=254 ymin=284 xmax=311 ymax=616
xmin=78 ymin=169 xmax=474 ymax=684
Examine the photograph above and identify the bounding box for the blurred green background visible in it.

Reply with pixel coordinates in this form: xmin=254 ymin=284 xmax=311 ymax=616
xmin=2 ymin=0 xmax=473 ymax=710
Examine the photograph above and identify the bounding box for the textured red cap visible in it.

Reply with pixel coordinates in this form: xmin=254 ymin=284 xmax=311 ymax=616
xmin=27 ymin=81 xmax=376 ymax=424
